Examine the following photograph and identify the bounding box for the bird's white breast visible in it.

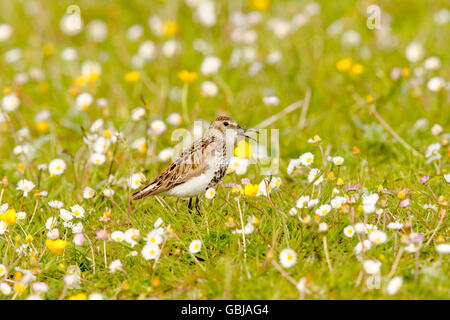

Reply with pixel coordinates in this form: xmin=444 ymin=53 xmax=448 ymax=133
xmin=165 ymin=163 xmax=216 ymax=198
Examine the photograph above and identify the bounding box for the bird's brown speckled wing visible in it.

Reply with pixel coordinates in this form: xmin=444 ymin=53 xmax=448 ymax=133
xmin=132 ymin=136 xmax=216 ymax=200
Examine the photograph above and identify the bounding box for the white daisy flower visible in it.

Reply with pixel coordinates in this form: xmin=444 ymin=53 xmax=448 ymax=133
xmin=111 ymin=231 xmax=125 ymax=242
xmin=59 ymin=209 xmax=73 ymax=222
xmin=200 ymin=56 xmax=221 ymax=76
xmin=299 ymin=152 xmax=314 ymax=166
xmin=386 ymin=276 xmax=403 ymax=295
xmin=166 ymin=113 xmax=183 ymax=126
xmin=0 ymin=221 xmax=7 ymax=235
xmin=45 ymin=217 xmax=58 ymax=230
xmin=405 ymin=42 xmax=424 ymax=63
xmin=308 ymin=168 xmax=323 ymax=185
xmin=86 ymin=20 xmax=108 ymax=43
xmin=158 ymin=148 xmax=174 ymax=162
xmin=289 ymin=207 xmax=298 ymax=216
xmin=427 ymin=77 xmax=445 ymax=92
xmin=315 ymin=204 xmax=331 ymax=216
xmin=16 ymin=211 xmax=26 ymax=220
xmin=48 ymin=200 xmax=64 ymax=209
xmin=387 ymin=221 xmax=403 ymax=230
xmin=423 ymin=56 xmax=441 ymax=70
xmin=332 ymin=156 xmax=344 ymax=166
xmin=189 ymin=240 xmax=202 ymax=254
xmin=141 ymin=243 xmax=160 ymax=260
xmin=362 ymin=193 xmax=379 ymax=214
xmin=16 ymin=179 xmax=35 ymax=197
xmin=126 ymin=24 xmax=144 ymax=41
xmin=330 ymin=196 xmax=347 ymax=209
xmin=154 ymin=218 xmax=164 ymax=228
xmin=353 ymin=240 xmax=372 ymax=255
xmin=362 ymin=259 xmax=381 ymax=274
xmin=425 ymin=143 xmax=441 ymax=162
xmin=368 ymin=230 xmax=387 ymax=245
xmin=262 ymin=96 xmax=280 ymax=106
xmin=0 ymin=283 xmax=12 ymax=295
xmin=435 ymin=243 xmax=450 ymax=254
xmin=150 ymin=120 xmax=167 ymax=136
xmin=205 ymin=187 xmax=216 ymax=199
xmin=307 ymin=199 xmax=319 ymax=208
xmin=75 ymin=92 xmax=93 ymax=111
xmin=131 ymin=107 xmax=146 ymax=121
xmin=70 ymin=205 xmax=85 ymax=218
xmin=201 ymin=81 xmax=219 ymax=97
xmin=124 ymin=228 xmax=140 ymax=247
xmin=60 ymin=10 xmax=83 ymax=36
xmin=138 ymin=40 xmax=157 ymax=61
xmin=279 ymin=248 xmax=297 ymax=268
xmin=91 ymin=153 xmax=106 ymax=165
xmin=146 ymin=230 xmax=163 ymax=245
xmin=1 ymin=92 xmax=20 ymax=112
xmin=318 ymin=222 xmax=328 ymax=232
xmin=83 ymin=186 xmax=95 ymax=199
xmin=109 ymin=260 xmax=123 ymax=273
xmin=343 ymin=225 xmax=355 ymax=238
xmin=0 ymin=264 xmax=7 ymax=277
xmin=287 ymin=159 xmax=301 ymax=175
xmin=0 ymin=23 xmax=13 ymax=42
xmin=46 ymin=228 xmax=59 ymax=240
xmin=296 ymin=196 xmax=310 ymax=209
xmin=102 ymin=188 xmax=114 ymax=197
xmin=129 ymin=173 xmax=143 ymax=190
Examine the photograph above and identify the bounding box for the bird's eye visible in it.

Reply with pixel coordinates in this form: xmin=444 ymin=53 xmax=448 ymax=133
xmin=224 ymin=122 xmax=229 ymax=126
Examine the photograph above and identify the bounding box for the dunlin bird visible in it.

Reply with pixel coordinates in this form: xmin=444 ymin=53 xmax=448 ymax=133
xmin=132 ymin=116 xmax=256 ymax=213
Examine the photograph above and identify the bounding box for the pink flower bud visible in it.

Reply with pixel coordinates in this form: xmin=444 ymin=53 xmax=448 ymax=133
xmin=96 ymin=229 xmax=109 ymax=240
xmin=399 ymin=199 xmax=410 ymax=207
xmin=419 ymin=176 xmax=429 ymax=184
xmin=73 ymin=233 xmax=85 ymax=246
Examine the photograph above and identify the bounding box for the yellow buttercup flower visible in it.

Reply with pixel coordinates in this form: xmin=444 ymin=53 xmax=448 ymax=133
xmin=250 ymin=0 xmax=270 ymax=10
xmin=36 ymin=120 xmax=49 ymax=133
xmin=240 ymin=184 xmax=259 ymax=197
xmin=0 ymin=209 xmax=17 ymax=226
xmin=103 ymin=129 xmax=112 ymax=138
xmin=234 ymin=140 xmax=253 ymax=159
xmin=178 ymin=70 xmax=198 ymax=83
xmin=402 ymin=67 xmax=409 ymax=77
xmin=164 ymin=20 xmax=178 ymax=37
xmin=46 ymin=239 xmax=69 ymax=254
xmin=336 ymin=58 xmax=352 ymax=72
xmin=124 ymin=71 xmax=140 ymax=83
xmin=14 ymin=282 xmax=26 ymax=294
xmin=350 ymin=63 xmax=364 ymax=75
xmin=68 ymin=293 xmax=87 ymax=300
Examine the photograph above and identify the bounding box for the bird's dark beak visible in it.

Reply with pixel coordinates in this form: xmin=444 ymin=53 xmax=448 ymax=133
xmin=237 ymin=132 xmax=256 ymax=141
xmin=237 ymin=124 xmax=258 ymax=141
xmin=237 ymin=125 xmax=259 ymax=134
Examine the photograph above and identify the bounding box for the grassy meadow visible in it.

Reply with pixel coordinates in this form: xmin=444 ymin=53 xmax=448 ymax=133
xmin=0 ymin=0 xmax=449 ymax=300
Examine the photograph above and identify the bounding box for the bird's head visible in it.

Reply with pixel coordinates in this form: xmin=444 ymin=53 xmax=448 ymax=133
xmin=208 ymin=116 xmax=258 ymax=142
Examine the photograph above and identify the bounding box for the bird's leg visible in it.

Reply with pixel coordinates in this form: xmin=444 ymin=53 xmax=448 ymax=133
xmin=195 ymin=196 xmax=201 ymax=214
xmin=188 ymin=198 xmax=193 ymax=213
